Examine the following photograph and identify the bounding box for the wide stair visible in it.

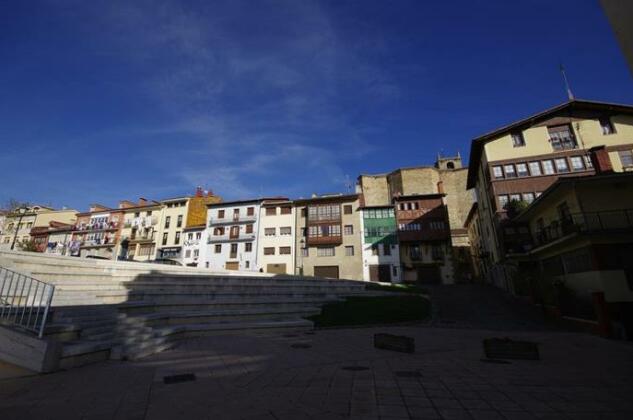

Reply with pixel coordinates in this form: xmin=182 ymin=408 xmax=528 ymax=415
xmin=0 ymin=251 xmax=368 ymax=370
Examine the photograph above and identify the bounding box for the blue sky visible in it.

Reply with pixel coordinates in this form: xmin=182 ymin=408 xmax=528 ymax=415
xmin=1 ymin=0 xmax=631 ymax=210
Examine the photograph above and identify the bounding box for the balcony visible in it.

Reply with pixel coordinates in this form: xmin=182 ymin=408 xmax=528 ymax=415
xmin=306 ymin=235 xmax=342 ymax=246
xmin=534 ymin=209 xmax=633 ymax=248
xmin=74 ymin=221 xmax=119 ymax=232
xmin=208 ymin=214 xmax=257 ymax=226
xmin=207 ymin=233 xmax=256 ymax=243
xmin=124 ymin=216 xmax=158 ymax=228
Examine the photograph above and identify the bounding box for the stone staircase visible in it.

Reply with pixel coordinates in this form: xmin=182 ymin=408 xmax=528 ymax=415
xmin=0 ymin=251 xmax=368 ymax=370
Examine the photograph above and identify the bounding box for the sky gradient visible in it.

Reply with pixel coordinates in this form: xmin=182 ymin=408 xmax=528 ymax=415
xmin=1 ymin=0 xmax=632 ymax=210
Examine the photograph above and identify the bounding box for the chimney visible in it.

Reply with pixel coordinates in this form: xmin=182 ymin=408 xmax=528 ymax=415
xmin=195 ymin=186 xmax=203 ymax=197
xmin=589 ymin=146 xmax=614 ymax=174
xmin=437 ymin=181 xmax=445 ymax=194
xmin=138 ymin=197 xmax=148 ymax=206
xmin=206 ymin=190 xmax=213 ymax=197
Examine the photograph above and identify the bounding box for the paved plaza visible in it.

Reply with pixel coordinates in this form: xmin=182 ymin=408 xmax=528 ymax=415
xmin=1 ymin=323 xmax=632 ymax=420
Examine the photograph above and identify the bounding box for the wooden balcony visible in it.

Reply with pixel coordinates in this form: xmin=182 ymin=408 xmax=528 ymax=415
xmin=306 ymin=235 xmax=342 ymax=246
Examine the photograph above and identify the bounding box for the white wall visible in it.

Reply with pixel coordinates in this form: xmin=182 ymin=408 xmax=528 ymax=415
xmin=256 ymin=206 xmax=295 ymax=274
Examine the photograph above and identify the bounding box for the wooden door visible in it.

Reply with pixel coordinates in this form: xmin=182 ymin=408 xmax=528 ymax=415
xmin=225 ymin=261 xmax=239 ymax=270
xmin=314 ymin=265 xmax=339 ymax=279
xmin=266 ymin=263 xmax=287 ymax=274
xmin=370 ymin=264 xmax=392 ymax=283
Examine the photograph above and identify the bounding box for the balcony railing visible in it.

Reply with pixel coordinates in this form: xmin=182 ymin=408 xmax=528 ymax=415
xmin=207 ymin=233 xmax=256 ymax=243
xmin=306 ymin=235 xmax=342 ymax=246
xmin=534 ymin=209 xmax=633 ymax=247
xmin=208 ymin=214 xmax=257 ymax=226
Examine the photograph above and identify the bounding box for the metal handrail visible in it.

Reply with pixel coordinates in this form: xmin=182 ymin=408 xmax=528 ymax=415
xmin=0 ymin=266 xmax=55 ymax=338
xmin=535 ymin=209 xmax=633 ymax=246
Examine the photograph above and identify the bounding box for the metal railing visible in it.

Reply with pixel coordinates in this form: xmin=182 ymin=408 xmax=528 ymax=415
xmin=0 ymin=267 xmax=55 ymax=338
xmin=535 ymin=209 xmax=633 ymax=247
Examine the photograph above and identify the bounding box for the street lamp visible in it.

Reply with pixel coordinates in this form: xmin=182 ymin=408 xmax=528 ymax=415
xmin=10 ymin=207 xmax=28 ymax=251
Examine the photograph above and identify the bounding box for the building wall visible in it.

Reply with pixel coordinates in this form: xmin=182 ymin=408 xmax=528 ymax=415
xmin=120 ymin=206 xmax=161 ymax=262
xmin=204 ymin=202 xmax=261 ymax=272
xmin=257 ymin=204 xmax=295 ymax=274
xmin=359 ymin=208 xmax=401 ymax=283
xmin=357 ymin=175 xmax=390 ymax=206
xmin=474 ymin=109 xmax=633 ymax=288
xmin=182 ymin=227 xmax=204 ymax=267
xmin=155 ymin=199 xmax=188 ymax=260
xmin=33 ymin=210 xmax=77 ymax=228
xmin=294 ymin=197 xmax=363 ymax=280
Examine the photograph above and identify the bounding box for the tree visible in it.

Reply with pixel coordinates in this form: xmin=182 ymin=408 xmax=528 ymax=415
xmin=17 ymin=239 xmax=39 ymax=252
xmin=4 ymin=198 xmax=31 ymax=212
xmin=506 ymin=199 xmax=529 ymax=219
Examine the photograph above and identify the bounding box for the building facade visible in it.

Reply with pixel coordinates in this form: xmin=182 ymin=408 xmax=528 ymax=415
xmin=294 ymin=194 xmax=363 ymax=280
xmin=359 ymin=206 xmax=401 ymax=283
xmin=257 ymin=199 xmax=295 ymax=274
xmin=466 ymin=99 xmax=633 ymax=290
xmin=0 ymin=206 xmax=77 ymax=251
xmin=119 ymin=199 xmax=162 ymax=262
xmin=71 ymin=204 xmax=123 ymax=259
xmin=204 ymin=199 xmax=262 ymax=271
xmin=155 ymin=197 xmax=188 ymax=261
xmin=356 ymin=155 xmax=474 ymax=283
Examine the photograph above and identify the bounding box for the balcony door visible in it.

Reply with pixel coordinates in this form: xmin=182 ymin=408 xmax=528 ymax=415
xmin=229 ymin=226 xmax=239 ymax=239
xmin=230 ymin=243 xmax=238 ymax=259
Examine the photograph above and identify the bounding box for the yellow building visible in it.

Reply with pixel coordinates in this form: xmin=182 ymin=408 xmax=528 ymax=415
xmin=466 ymin=99 xmax=633 ymax=289
xmin=118 ymin=199 xmax=162 ymax=262
xmin=0 ymin=206 xmax=76 ymax=250
xmin=509 ymin=172 xmax=633 ymax=338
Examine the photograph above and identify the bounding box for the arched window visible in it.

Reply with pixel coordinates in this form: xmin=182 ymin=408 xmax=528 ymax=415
xmin=446 ymin=162 xmax=455 ymax=169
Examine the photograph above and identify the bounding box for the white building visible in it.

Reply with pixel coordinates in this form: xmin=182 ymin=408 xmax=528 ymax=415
xmin=256 ymin=199 xmax=295 ymax=274
xmin=359 ymin=206 xmax=402 ymax=283
xmin=204 ymin=199 xmax=264 ymax=271
xmin=182 ymin=226 xmax=204 ymax=267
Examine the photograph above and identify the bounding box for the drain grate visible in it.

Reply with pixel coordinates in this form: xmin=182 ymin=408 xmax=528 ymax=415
xmin=291 ymin=343 xmax=312 ymax=349
xmin=394 ymin=371 xmax=422 ymax=378
xmin=163 ymin=373 xmax=196 ymax=385
xmin=341 ymin=366 xmax=370 ymax=371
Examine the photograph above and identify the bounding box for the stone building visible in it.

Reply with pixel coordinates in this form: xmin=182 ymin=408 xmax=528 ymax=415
xmin=356 ymin=154 xmax=474 ymax=283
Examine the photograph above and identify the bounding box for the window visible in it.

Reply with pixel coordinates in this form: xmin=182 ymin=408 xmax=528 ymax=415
xmin=280 ymin=206 xmax=291 ymax=215
xmin=492 ymin=166 xmax=504 ymax=179
xmin=175 ymin=232 xmax=181 ymax=245
xmin=548 ymin=125 xmax=577 ymax=150
xmin=343 ymin=205 xmax=353 ymax=214
xmin=431 ymin=244 xmax=444 ymax=260
xmin=542 ymin=160 xmax=555 ymax=175
xmin=383 ymin=244 xmax=391 ymax=256
xmin=344 ymin=225 xmax=353 ymax=235
xmin=498 ymin=195 xmax=509 ymax=209
xmin=188 ymin=233 xmax=193 ymax=240
xmin=430 ymin=220 xmax=445 ymax=230
xmin=409 ymin=245 xmax=421 ymax=260
xmin=265 ymin=207 xmax=276 ymax=216
xmin=317 ymin=247 xmax=335 ymax=257
xmin=555 ymin=158 xmax=569 ymax=173
xmin=247 ymin=207 xmax=254 ymax=216
xmin=309 ymin=204 xmax=340 ymax=221
xmin=245 ymin=224 xmax=253 ymax=234
xmin=193 ymin=249 xmax=199 ymax=258
xmin=264 ymin=247 xmax=275 ymax=255
xmin=162 ymin=233 xmax=168 ymax=245
xmin=522 ymin=192 xmax=535 ymax=204
xmin=245 ymin=242 xmax=252 ymax=252
xmin=218 ymin=210 xmax=225 ymax=218
xmin=177 ymin=215 xmax=183 ymax=228
xmin=215 ymin=244 xmax=221 ymax=253
xmin=280 ymin=226 xmax=291 ymax=235
xmin=371 ymin=245 xmax=379 ymax=256
xmin=214 ymin=227 xmax=225 ymax=236
xmin=504 ymin=164 xmax=516 ymax=178
xmin=516 ymin=163 xmax=529 ymax=177
xmin=185 ymin=250 xmax=191 ymax=258
xmin=300 ymin=208 xmax=306 ymax=217
xmin=584 ymin=155 xmax=593 ymax=169
xmin=510 ymin=193 xmax=521 ymax=202
xmin=599 ymin=117 xmax=615 ymax=135
xmin=528 ymin=161 xmax=542 ymax=176
xmin=301 ymin=248 xmax=308 ymax=257
xmin=164 ymin=216 xmax=171 ymax=229
xmin=279 ymin=246 xmax=291 ymax=255
xmin=345 ymin=246 xmax=354 ymax=256
xmin=300 ymin=227 xmax=306 ymax=237
xmin=570 ymin=156 xmax=584 ymax=171
xmin=511 ymin=132 xmax=525 ymax=147
xmin=619 ymin=150 xmax=633 ymax=168
xmin=233 ymin=208 xmax=240 ymax=218
xmin=264 ymin=228 xmax=276 ymax=236
xmin=196 ymin=232 xmax=201 ymax=240
xmin=245 ymin=261 xmax=250 ymax=269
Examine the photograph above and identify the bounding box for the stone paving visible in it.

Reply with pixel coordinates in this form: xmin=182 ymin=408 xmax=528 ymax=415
xmin=1 ymin=325 xmax=632 ymax=420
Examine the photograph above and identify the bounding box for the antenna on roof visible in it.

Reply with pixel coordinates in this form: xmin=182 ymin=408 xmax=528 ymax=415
xmin=559 ymin=64 xmax=575 ymax=101
xmin=344 ymin=175 xmax=353 ymax=193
